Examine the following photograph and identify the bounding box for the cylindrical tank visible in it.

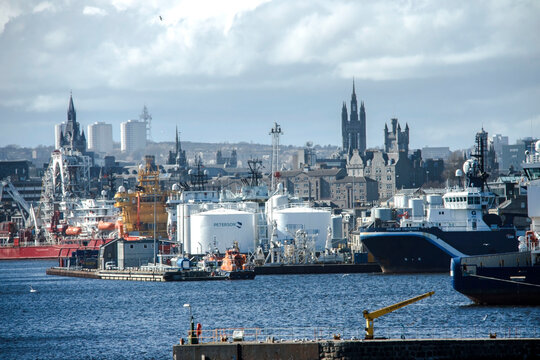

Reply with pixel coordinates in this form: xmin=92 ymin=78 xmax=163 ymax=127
xmin=394 ymin=194 xmax=410 ymax=209
xmin=409 ymin=198 xmax=424 ymax=218
xmin=331 ymin=215 xmax=343 ymax=239
xmin=427 ymin=195 xmax=443 ymax=206
xmin=272 ymin=207 xmax=331 ymax=250
xmin=371 ymin=207 xmax=392 ymax=221
xmin=190 ymin=208 xmax=256 ymax=254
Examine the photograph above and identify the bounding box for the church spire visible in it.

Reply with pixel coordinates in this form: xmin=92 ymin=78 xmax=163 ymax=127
xmin=175 ymin=125 xmax=178 ymax=150
xmin=67 ymin=93 xmax=76 ymax=123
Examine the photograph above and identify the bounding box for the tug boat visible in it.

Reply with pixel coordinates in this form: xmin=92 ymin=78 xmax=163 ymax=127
xmin=451 ymin=140 xmax=540 ymax=305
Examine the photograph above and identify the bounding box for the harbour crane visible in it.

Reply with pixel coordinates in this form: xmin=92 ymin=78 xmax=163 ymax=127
xmin=0 ymin=177 xmax=37 ymax=228
xmin=362 ymin=291 xmax=435 ymax=339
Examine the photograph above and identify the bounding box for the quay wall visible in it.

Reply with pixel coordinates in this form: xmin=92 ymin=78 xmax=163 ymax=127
xmin=255 ymin=263 xmax=380 ymax=275
xmin=173 ymin=338 xmax=539 ymax=360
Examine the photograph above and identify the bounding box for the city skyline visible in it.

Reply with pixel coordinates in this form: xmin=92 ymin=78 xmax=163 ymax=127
xmin=1 ymin=1 xmax=539 ymax=150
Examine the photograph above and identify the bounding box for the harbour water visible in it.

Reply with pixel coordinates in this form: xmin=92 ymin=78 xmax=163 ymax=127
xmin=1 ymin=260 xmax=538 ymax=360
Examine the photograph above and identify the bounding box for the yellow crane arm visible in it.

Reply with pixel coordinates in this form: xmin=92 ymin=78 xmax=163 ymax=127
xmin=362 ymin=291 xmax=434 ymax=339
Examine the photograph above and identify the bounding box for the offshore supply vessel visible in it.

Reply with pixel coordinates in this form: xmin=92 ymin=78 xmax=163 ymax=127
xmin=0 ymin=95 xmax=118 ymax=260
xmin=114 ymin=155 xmax=168 ymax=239
xmin=360 ymin=130 xmax=518 ymax=273
xmin=451 ymin=140 xmax=540 ymax=305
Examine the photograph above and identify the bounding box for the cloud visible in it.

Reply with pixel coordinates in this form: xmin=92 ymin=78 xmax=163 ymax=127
xmin=0 ymin=0 xmax=539 ymax=149
xmin=33 ymin=2 xmax=56 ymax=14
xmin=28 ymin=94 xmax=66 ymax=112
xmin=0 ymin=2 xmax=22 ymax=34
xmin=43 ymin=29 xmax=69 ymax=48
xmin=83 ymin=6 xmax=107 ymax=16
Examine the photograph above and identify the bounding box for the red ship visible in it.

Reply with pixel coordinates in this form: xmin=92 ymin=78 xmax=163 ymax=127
xmin=0 ymin=221 xmax=111 ymax=260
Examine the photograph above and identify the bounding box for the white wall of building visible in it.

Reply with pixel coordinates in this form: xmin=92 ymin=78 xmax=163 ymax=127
xmin=88 ymin=122 xmax=113 ymax=154
xmin=121 ymin=119 xmax=146 ymax=153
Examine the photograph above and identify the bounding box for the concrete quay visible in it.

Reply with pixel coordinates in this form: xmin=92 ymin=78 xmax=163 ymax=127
xmin=255 ymin=263 xmax=380 ymax=275
xmin=173 ymin=338 xmax=539 ymax=360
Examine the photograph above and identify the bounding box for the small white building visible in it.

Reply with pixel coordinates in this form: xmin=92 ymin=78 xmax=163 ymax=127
xmin=99 ymin=238 xmax=156 ymax=269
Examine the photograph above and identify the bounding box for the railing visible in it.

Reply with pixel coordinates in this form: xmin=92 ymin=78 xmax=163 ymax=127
xmin=183 ymin=326 xmax=539 ymax=344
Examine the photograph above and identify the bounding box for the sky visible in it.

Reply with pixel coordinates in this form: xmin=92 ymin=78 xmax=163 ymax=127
xmin=0 ymin=0 xmax=539 ymax=151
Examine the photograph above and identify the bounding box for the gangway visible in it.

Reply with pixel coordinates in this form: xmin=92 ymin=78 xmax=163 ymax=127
xmin=362 ymin=291 xmax=434 ymax=339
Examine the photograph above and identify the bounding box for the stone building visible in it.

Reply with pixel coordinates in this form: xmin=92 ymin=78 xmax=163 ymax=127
xmin=341 ymin=80 xmax=366 ymax=154
xmin=216 ymin=149 xmax=238 ymax=168
xmin=330 ymin=176 xmax=378 ymax=208
xmin=384 ymin=118 xmax=409 ymax=154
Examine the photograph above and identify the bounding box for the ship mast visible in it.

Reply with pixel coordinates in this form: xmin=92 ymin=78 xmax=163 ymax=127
xmin=269 ymin=122 xmax=283 ymax=192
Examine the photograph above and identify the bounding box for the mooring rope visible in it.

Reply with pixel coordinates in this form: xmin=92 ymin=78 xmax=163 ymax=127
xmin=470 ymin=274 xmax=540 ymax=288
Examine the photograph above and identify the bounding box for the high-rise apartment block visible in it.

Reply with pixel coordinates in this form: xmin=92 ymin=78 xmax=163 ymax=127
xmin=88 ymin=122 xmax=113 ymax=154
xmin=120 ymin=119 xmax=147 ymax=152
xmin=54 ymin=123 xmax=66 ymax=150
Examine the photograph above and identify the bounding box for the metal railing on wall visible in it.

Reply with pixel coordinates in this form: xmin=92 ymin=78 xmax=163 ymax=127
xmin=182 ymin=326 xmax=539 ymax=344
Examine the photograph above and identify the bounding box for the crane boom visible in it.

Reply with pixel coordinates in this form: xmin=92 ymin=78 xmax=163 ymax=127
xmin=362 ymin=291 xmax=434 ymax=339
xmin=0 ymin=178 xmax=35 ymax=228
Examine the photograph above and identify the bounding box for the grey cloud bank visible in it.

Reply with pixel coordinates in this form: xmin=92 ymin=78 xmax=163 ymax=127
xmin=0 ymin=0 xmax=539 ymax=150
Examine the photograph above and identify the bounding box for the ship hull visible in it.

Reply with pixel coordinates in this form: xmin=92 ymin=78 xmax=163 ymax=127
xmin=451 ymin=253 xmax=540 ymax=305
xmin=0 ymin=239 xmax=109 ymax=260
xmin=361 ymin=227 xmax=517 ymax=273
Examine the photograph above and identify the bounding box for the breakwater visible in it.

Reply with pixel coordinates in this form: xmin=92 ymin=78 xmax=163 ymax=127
xmin=173 ymin=338 xmax=539 ymax=360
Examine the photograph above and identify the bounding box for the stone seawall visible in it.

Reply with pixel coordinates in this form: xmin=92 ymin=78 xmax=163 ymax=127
xmin=173 ymin=338 xmax=539 ymax=360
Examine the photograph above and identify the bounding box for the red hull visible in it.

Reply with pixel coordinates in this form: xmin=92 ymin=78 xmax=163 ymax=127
xmin=0 ymin=239 xmax=109 ymax=260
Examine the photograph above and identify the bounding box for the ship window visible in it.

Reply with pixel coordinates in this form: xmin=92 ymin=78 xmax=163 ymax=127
xmin=130 ymin=245 xmax=133 ymax=248
xmin=144 ymin=244 xmax=147 ymax=248
xmin=468 ymin=197 xmax=473 ymax=205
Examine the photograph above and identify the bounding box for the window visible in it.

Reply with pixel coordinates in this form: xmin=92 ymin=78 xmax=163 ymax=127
xmin=144 ymin=244 xmax=147 ymax=248
xmin=130 ymin=245 xmax=133 ymax=249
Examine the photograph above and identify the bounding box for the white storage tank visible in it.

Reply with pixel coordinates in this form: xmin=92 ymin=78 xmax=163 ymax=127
xmin=190 ymin=208 xmax=257 ymax=254
xmin=409 ymin=198 xmax=425 ymax=218
xmin=427 ymin=195 xmax=443 ymax=207
xmin=371 ymin=207 xmax=392 ymax=221
xmin=394 ymin=194 xmax=410 ymax=209
xmin=273 ymin=207 xmax=331 ymax=250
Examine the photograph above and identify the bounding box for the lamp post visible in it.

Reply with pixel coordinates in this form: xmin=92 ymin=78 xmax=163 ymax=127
xmin=154 ymin=190 xmax=157 ymax=266
xmin=183 ymin=303 xmax=197 ymax=344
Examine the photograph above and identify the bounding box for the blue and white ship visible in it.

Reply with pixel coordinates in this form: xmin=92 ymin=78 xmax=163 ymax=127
xmin=451 ymin=140 xmax=540 ymax=305
xmin=361 ymin=131 xmax=518 ymax=273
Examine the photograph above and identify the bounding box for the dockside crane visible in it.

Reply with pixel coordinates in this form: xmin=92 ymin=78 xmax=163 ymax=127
xmin=0 ymin=177 xmax=38 ymax=228
xmin=362 ymin=291 xmax=434 ymax=339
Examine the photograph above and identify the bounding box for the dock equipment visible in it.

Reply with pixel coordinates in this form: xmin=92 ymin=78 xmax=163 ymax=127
xmin=362 ymin=291 xmax=434 ymax=339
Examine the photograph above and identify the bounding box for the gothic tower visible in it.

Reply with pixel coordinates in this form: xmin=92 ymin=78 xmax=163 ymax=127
xmin=341 ymin=80 xmax=366 ymax=154
xmin=384 ymin=118 xmax=409 ymax=154
xmin=59 ymin=94 xmax=87 ymax=153
xmin=167 ymin=126 xmax=187 ymax=168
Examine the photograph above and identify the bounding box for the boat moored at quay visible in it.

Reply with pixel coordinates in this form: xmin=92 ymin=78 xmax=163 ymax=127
xmin=451 ymin=140 xmax=540 ymax=305
xmin=361 ymin=130 xmax=518 ymax=273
